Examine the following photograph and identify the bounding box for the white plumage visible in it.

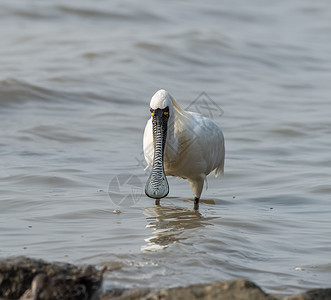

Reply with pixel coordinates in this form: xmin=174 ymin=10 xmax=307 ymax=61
xmin=143 ymin=89 xmax=225 ymax=208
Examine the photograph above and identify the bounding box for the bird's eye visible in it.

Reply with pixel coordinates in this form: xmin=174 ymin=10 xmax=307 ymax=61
xmin=164 ymin=111 xmax=168 ymax=115
xmin=150 ymin=108 xmax=154 ymax=116
xmin=164 ymin=106 xmax=169 ymax=115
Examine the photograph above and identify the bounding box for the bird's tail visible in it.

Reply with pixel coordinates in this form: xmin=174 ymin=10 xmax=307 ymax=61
xmin=214 ymin=155 xmax=225 ymax=177
xmin=215 ymin=138 xmax=225 ymax=177
xmin=204 ymin=177 xmax=208 ymax=190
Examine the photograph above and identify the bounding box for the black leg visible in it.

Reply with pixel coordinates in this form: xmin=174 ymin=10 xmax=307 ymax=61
xmin=194 ymin=197 xmax=199 ymax=210
xmin=155 ymin=198 xmax=160 ymax=206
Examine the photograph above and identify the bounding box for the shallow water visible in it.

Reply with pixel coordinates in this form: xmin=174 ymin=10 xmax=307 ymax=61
xmin=1 ymin=0 xmax=331 ymax=296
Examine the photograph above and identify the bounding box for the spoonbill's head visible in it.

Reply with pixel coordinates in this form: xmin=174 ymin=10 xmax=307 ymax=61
xmin=145 ymin=89 xmax=171 ymax=200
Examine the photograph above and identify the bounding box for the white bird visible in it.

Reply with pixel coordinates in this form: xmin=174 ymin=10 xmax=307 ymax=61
xmin=143 ymin=89 xmax=225 ymax=209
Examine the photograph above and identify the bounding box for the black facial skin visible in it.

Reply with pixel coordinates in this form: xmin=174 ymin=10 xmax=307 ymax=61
xmin=150 ymin=106 xmax=169 ymax=152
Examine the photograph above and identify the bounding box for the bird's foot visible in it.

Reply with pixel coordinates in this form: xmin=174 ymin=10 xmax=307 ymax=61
xmin=155 ymin=198 xmax=160 ymax=206
xmin=194 ymin=197 xmax=199 ymax=210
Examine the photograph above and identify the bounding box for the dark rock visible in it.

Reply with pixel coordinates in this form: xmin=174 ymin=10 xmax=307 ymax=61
xmin=101 ymin=279 xmax=277 ymax=300
xmin=0 ymin=256 xmax=104 ymax=300
xmin=101 ymin=288 xmax=151 ymax=300
xmin=285 ymin=288 xmax=331 ymax=300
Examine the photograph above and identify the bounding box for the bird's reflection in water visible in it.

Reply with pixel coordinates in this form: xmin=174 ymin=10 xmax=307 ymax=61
xmin=142 ymin=199 xmax=217 ymax=251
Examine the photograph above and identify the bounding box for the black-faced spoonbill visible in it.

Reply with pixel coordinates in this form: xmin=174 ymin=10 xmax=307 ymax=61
xmin=143 ymin=89 xmax=225 ymax=209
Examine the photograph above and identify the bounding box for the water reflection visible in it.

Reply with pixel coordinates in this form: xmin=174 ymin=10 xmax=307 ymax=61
xmin=142 ymin=201 xmax=217 ymax=251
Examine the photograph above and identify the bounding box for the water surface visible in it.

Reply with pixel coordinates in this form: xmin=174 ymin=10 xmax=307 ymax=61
xmin=1 ymin=0 xmax=331 ymax=295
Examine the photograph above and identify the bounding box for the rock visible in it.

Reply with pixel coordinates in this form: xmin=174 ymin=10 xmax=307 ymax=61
xmin=101 ymin=281 xmax=331 ymax=300
xmin=0 ymin=256 xmax=104 ymax=300
xmin=101 ymin=279 xmax=276 ymax=300
xmin=101 ymin=288 xmax=151 ymax=300
xmin=284 ymin=288 xmax=331 ymax=300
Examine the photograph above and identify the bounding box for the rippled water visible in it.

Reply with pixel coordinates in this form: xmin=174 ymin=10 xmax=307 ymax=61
xmin=1 ymin=0 xmax=331 ymax=296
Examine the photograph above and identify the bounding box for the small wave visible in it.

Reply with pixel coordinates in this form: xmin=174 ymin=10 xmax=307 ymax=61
xmin=135 ymin=42 xmax=170 ymax=52
xmin=1 ymin=3 xmax=166 ymax=23
xmin=56 ymin=5 xmax=130 ymax=19
xmin=22 ymin=125 xmax=95 ymax=143
xmin=56 ymin=4 xmax=167 ymax=23
xmin=0 ymin=4 xmax=57 ymax=20
xmin=310 ymin=185 xmax=331 ymax=194
xmin=269 ymin=128 xmax=306 ymax=137
xmin=0 ymin=79 xmax=77 ymax=108
xmin=201 ymin=7 xmax=277 ymax=24
xmin=0 ymin=78 xmax=115 ymax=108
xmin=2 ymin=174 xmax=81 ymax=188
xmin=249 ymin=195 xmax=311 ymax=206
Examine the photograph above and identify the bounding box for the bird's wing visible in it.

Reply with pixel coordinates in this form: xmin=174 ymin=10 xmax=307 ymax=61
xmin=186 ymin=112 xmax=225 ymax=177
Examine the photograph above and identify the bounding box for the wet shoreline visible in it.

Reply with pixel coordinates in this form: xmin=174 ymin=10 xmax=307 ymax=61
xmin=0 ymin=257 xmax=330 ymax=300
